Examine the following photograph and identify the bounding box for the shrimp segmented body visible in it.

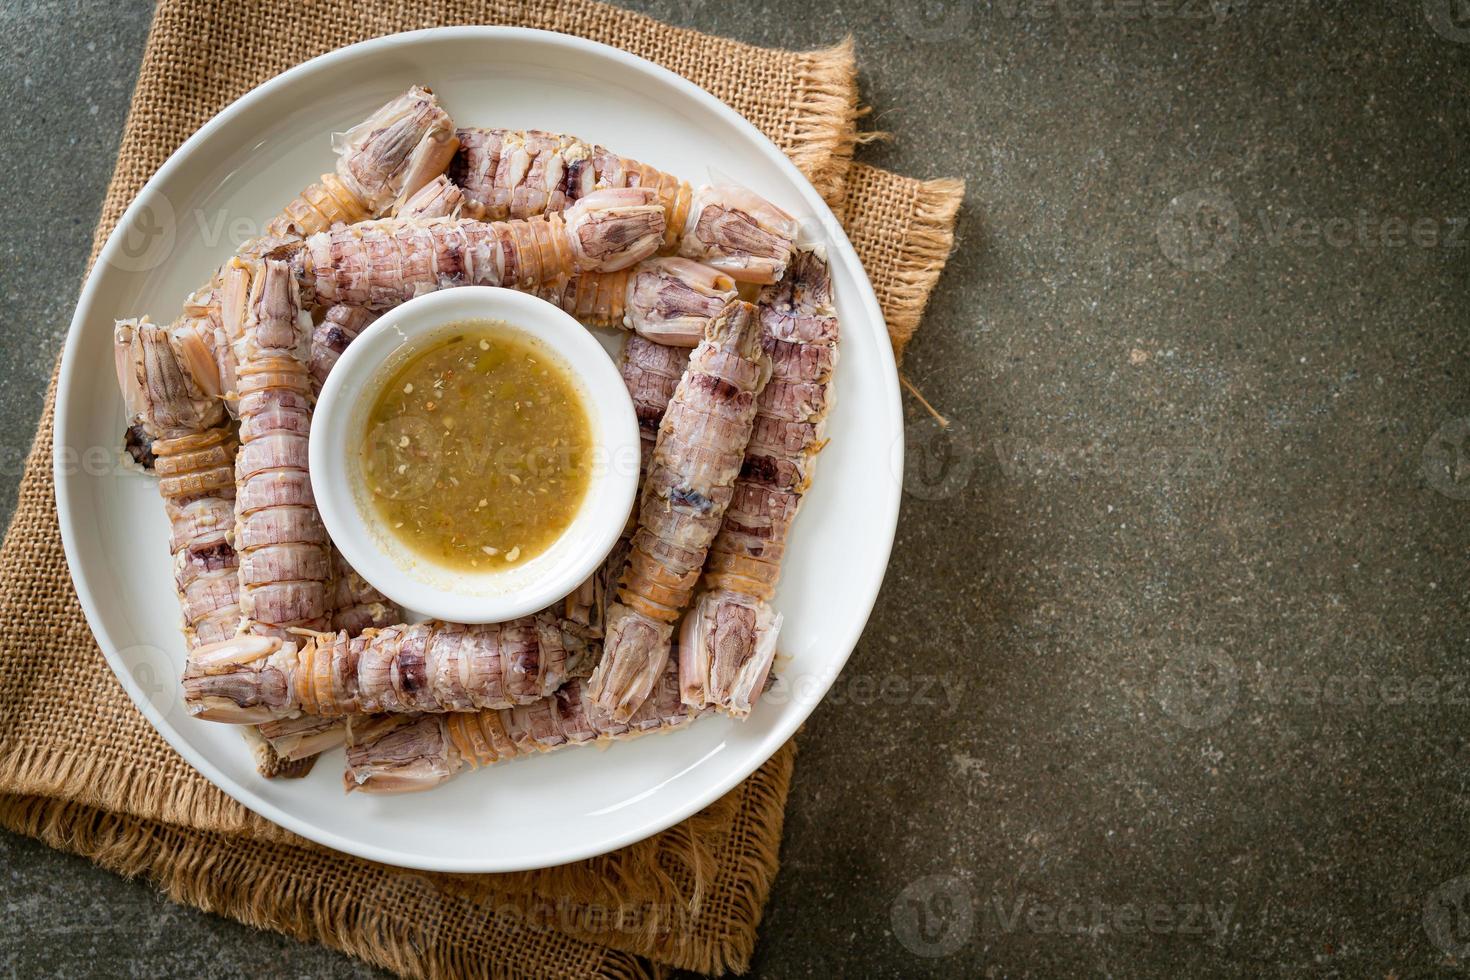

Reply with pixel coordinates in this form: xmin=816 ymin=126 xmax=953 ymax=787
xmin=230 ymin=258 xmax=331 ymax=636
xmin=450 ymin=128 xmax=596 ymax=221
xmin=182 ymin=615 xmax=586 ymax=722
xmin=621 ymin=335 xmax=692 ymax=474
xmin=588 ymin=300 xmax=771 ymax=721
xmin=328 ymin=549 xmax=398 ymax=636
xmin=289 ymin=187 xmax=666 ymax=309
xmin=681 ymin=248 xmax=839 ymax=717
xmin=564 ymin=332 xmax=690 ymax=639
xmin=308 ymin=305 xmax=378 ymax=394
xmin=343 ymin=657 xmax=698 ymax=794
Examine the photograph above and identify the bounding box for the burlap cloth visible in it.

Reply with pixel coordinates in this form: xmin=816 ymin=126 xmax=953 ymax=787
xmin=0 ymin=1 xmax=963 ymax=976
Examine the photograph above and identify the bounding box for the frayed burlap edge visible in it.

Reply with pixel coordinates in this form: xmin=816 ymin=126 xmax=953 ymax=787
xmin=783 ymin=38 xmax=862 ymax=209
xmin=840 ymin=170 xmax=966 ymax=359
xmin=0 ymin=738 xmax=289 ymax=846
xmin=0 ymin=738 xmax=798 ymax=977
xmin=0 ymin=794 xmax=658 ymax=980
xmin=885 ymin=177 xmax=966 ymax=358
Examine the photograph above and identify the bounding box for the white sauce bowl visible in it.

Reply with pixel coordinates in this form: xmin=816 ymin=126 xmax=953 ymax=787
xmin=311 ymin=286 xmax=640 ymax=624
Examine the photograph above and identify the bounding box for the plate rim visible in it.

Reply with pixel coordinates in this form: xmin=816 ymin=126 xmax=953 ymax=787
xmin=55 ymin=24 xmax=903 ymax=872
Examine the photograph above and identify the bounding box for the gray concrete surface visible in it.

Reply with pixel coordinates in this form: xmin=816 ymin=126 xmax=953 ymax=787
xmin=3 ymin=0 xmax=1469 ymax=976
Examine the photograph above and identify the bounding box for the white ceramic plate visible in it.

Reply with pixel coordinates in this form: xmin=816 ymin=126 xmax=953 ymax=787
xmin=56 ymin=27 xmax=902 ymax=872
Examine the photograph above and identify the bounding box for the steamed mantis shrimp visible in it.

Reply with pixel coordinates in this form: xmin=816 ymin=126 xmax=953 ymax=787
xmin=287 ymin=186 xmax=667 ymax=308
xmin=342 ymin=656 xmax=697 ymax=794
xmin=267 ymin=86 xmax=458 ymax=239
xmin=114 ymin=319 xmax=240 ymax=648
xmin=588 ymin=299 xmax=772 ymax=721
xmin=181 ymin=614 xmax=587 ymax=721
xmin=229 ymin=257 xmax=332 ymax=636
xmin=115 ymin=94 xmax=839 ymax=793
xmin=451 ymin=127 xmax=800 ymax=283
xmin=563 ymin=334 xmax=692 ymax=638
xmin=681 ymin=247 xmax=838 ymax=717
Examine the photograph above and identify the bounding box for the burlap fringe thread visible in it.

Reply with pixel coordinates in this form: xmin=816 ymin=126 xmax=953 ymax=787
xmin=0 ymin=740 xmax=796 ymax=979
xmin=840 ymin=167 xmax=966 ymax=357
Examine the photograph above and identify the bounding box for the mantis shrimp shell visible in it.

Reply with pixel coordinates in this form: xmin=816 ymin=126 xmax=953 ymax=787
xmin=291 ymin=187 xmax=666 ymax=309
xmin=564 ymin=330 xmax=696 ymax=639
xmin=328 ymin=549 xmax=397 ymax=636
xmin=589 ymin=299 xmax=771 ymax=722
xmin=622 ymin=335 xmax=691 ymax=474
xmin=449 ymin=128 xmax=594 ymax=220
xmin=681 ymin=247 xmax=839 ymax=718
xmin=343 ymin=657 xmax=698 ymax=794
xmin=157 ymin=430 xmax=242 ymax=648
xmin=181 ymin=615 xmax=584 ymax=721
